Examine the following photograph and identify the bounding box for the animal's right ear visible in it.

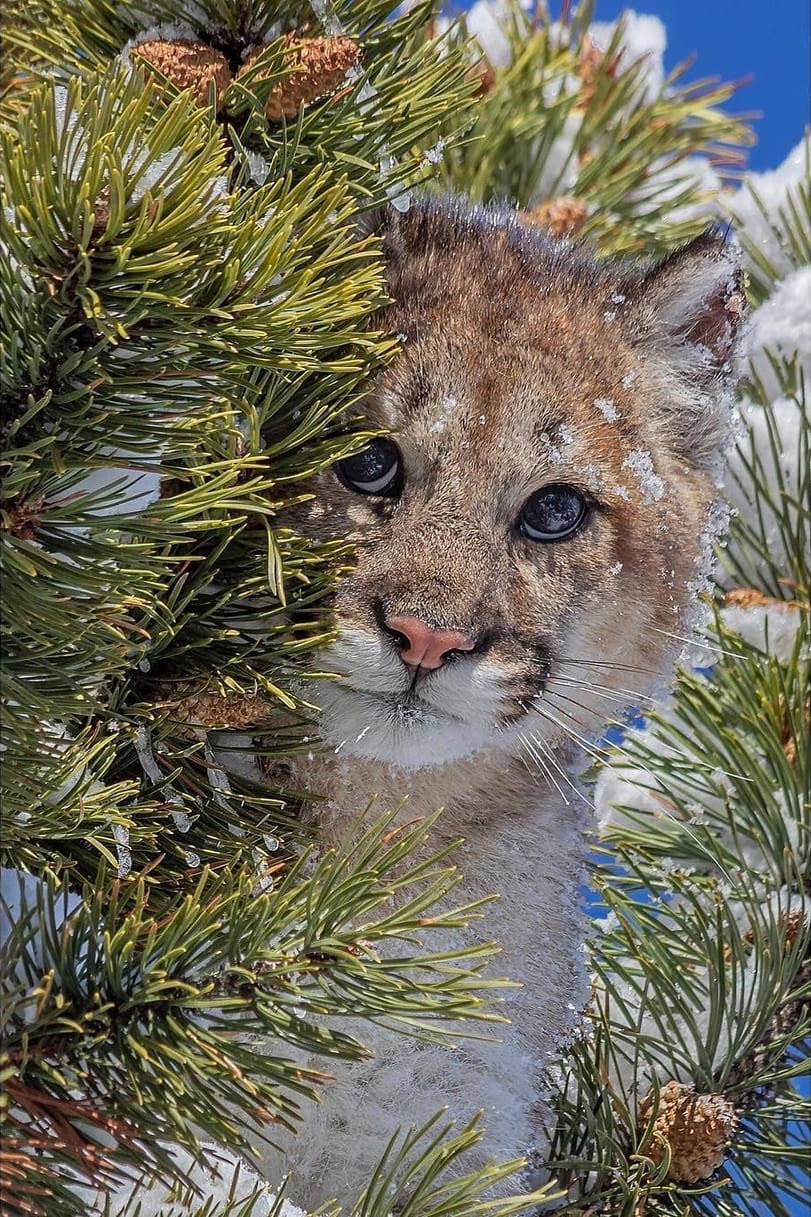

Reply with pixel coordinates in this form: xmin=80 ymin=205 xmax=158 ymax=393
xmin=357 ymin=204 xmax=434 ymax=308
xmin=354 ymin=205 xmax=388 ymax=242
xmin=356 ymin=204 xmax=413 ymax=259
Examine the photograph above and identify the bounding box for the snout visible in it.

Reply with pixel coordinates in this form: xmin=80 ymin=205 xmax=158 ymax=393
xmin=384 ymin=615 xmax=476 ymax=671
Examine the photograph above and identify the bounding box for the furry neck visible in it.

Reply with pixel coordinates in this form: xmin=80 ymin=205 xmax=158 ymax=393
xmin=290 ymin=739 xmax=575 ymax=851
xmin=258 ymin=738 xmax=590 ymax=1211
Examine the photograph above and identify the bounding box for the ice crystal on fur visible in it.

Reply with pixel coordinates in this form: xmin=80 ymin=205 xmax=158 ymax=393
xmin=594 ymin=396 xmax=619 ymax=421
xmin=622 ymin=447 xmax=665 ymax=503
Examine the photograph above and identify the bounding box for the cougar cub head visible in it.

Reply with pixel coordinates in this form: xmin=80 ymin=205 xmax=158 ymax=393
xmin=296 ymin=198 xmax=744 ymax=770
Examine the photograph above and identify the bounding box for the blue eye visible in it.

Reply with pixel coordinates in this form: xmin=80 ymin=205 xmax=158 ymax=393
xmin=335 ymin=438 xmax=403 ymax=497
xmin=519 ymin=484 xmax=588 ymax=542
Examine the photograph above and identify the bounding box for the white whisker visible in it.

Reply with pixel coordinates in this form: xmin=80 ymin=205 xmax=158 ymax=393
xmin=548 ymin=681 xmax=636 ymax=716
xmin=531 ymin=730 xmax=590 ymax=806
xmin=533 ymin=705 xmax=725 ymax=868
xmin=530 ymin=699 xmax=608 ymax=765
xmin=518 ymin=731 xmax=571 ymax=806
xmin=551 ymin=672 xmax=656 ymax=705
xmin=553 ymin=655 xmax=662 ymax=677
xmin=643 ymin=624 xmax=744 ymax=660
xmin=531 ymin=695 xmax=739 ymax=883
xmin=542 ymin=691 xmax=753 ymax=783
xmin=541 ymin=689 xmax=615 ymax=737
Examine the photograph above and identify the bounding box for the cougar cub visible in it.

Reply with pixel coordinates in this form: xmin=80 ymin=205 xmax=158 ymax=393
xmin=269 ymin=198 xmax=743 ymax=1206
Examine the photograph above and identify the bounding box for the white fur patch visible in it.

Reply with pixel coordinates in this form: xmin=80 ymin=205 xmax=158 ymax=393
xmin=307 ymin=630 xmax=520 ymax=769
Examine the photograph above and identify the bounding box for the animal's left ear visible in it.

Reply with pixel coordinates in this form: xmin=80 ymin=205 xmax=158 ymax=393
xmin=624 ymin=228 xmax=747 ymax=368
xmin=620 ymin=229 xmax=747 ymax=472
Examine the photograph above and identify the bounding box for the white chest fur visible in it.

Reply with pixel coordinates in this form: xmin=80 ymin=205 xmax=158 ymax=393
xmin=257 ymin=749 xmax=588 ymax=1209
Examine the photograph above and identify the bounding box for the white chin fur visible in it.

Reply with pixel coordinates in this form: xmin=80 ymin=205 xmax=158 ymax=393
xmin=310 ymin=680 xmax=516 ymax=770
xmin=305 ymin=628 xmax=520 ymax=769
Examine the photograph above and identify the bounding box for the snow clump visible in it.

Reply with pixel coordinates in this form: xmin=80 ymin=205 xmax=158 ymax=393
xmin=79 ymin=1140 xmax=308 ymax=1215
xmin=738 ymin=265 xmax=811 ymax=399
xmin=732 ymin=137 xmax=810 ymax=282
xmin=589 ymin=11 xmax=667 ymax=99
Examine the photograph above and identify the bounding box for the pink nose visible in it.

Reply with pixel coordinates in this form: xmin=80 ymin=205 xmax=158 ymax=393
xmin=385 ymin=615 xmax=475 ymax=670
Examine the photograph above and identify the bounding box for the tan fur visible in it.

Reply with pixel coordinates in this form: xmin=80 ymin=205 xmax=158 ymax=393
xmin=258 ymin=199 xmax=743 ymax=1207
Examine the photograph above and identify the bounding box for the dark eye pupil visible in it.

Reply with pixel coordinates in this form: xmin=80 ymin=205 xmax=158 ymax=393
xmin=335 ymin=438 xmax=402 ymax=496
xmin=520 ymin=484 xmax=587 ymax=541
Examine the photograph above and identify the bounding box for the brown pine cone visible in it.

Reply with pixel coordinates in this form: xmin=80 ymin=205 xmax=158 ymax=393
xmin=521 ymin=195 xmax=589 ymax=237
xmin=638 ymin=1081 xmax=738 ymax=1183
xmin=236 ymin=34 xmax=360 ymax=121
xmin=131 ymin=38 xmax=233 ymax=106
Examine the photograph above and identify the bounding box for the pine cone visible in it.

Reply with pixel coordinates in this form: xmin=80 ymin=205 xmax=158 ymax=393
xmin=576 ymin=37 xmax=616 ymax=109
xmin=521 ymin=195 xmax=589 ymax=237
xmin=726 ymin=957 xmax=811 ymax=1095
xmin=1 ymin=496 xmax=44 ymax=541
xmin=724 ymin=585 xmax=807 ymax=613
xmin=778 ymin=689 xmax=809 ymax=767
xmin=161 ymin=686 xmax=277 ymax=732
xmin=724 ymin=909 xmax=807 ymax=962
xmin=131 ymin=39 xmax=233 ymax=106
xmin=639 ymin=1081 xmax=738 ymax=1183
xmin=236 ymin=35 xmax=360 ymax=121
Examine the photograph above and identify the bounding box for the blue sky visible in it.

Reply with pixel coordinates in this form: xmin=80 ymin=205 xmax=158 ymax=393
xmin=591 ymin=0 xmax=810 ymax=171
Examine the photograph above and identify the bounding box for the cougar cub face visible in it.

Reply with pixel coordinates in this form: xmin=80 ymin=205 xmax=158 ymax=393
xmin=296 ymin=200 xmax=744 ymax=769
